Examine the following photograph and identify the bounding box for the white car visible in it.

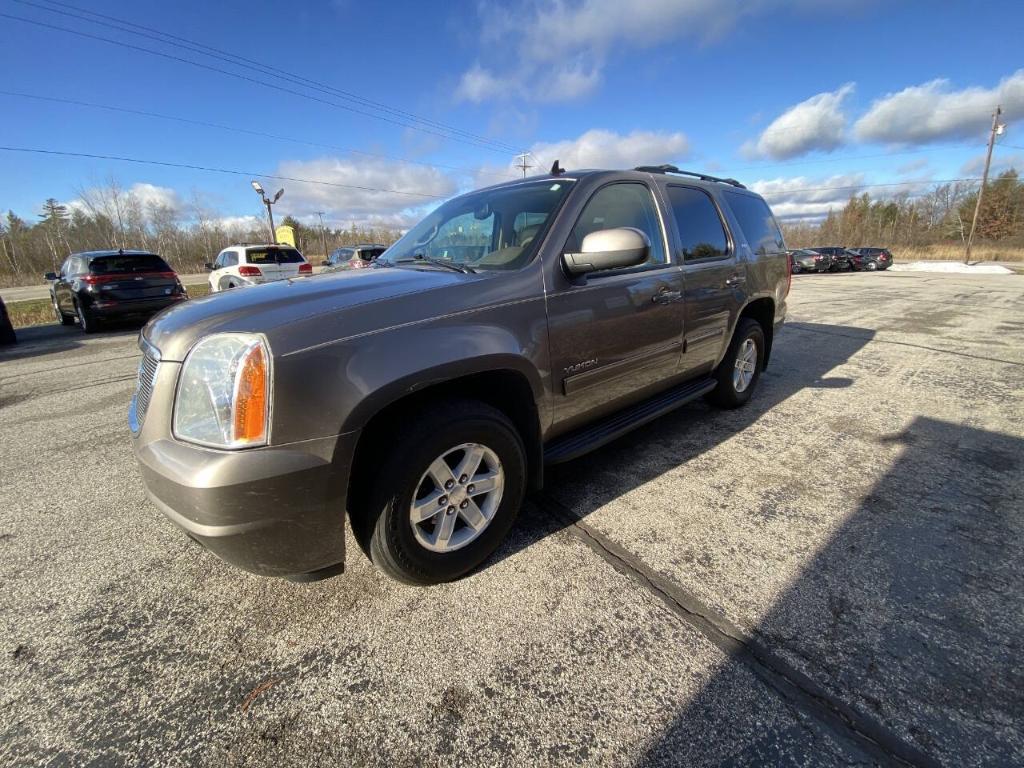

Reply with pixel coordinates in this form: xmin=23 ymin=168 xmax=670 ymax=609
xmin=206 ymin=244 xmax=311 ymax=292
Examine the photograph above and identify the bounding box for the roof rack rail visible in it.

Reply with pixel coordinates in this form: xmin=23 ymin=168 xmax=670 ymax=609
xmin=634 ymin=165 xmax=746 ymax=189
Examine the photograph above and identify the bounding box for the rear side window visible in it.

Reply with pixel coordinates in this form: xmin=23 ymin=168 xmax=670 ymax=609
xmin=724 ymin=193 xmax=785 ymax=256
xmin=89 ymin=254 xmax=171 ymax=273
xmin=247 ymin=248 xmax=304 ymax=264
xmin=356 ymin=248 xmax=385 ymax=261
xmin=666 ymin=186 xmax=729 ymax=261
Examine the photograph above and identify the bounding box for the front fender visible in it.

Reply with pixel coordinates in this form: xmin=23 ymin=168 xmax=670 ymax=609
xmin=270 ymin=317 xmax=548 ymax=445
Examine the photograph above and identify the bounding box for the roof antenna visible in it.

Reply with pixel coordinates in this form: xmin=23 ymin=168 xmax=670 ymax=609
xmin=118 ymin=247 xmax=124 ymax=255
xmin=550 ymin=160 xmax=565 ymax=176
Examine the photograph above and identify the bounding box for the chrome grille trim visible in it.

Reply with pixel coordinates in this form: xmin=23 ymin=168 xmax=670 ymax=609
xmin=129 ymin=339 xmax=161 ymax=434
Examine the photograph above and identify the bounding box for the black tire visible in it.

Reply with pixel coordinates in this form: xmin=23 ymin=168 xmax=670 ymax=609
xmin=53 ymin=297 xmax=74 ymax=326
xmin=706 ymin=318 xmax=765 ymax=409
xmin=792 ymin=263 xmax=802 ymax=274
xmin=865 ymin=261 xmax=878 ymax=271
xmin=75 ymin=300 xmax=99 ymax=334
xmin=352 ymin=399 xmax=527 ymax=585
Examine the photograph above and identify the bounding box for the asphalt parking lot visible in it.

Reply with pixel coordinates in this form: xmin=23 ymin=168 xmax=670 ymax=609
xmin=1 ymin=271 xmax=1022 ymax=767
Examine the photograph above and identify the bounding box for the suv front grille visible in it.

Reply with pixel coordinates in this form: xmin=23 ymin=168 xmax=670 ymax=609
xmin=129 ymin=342 xmax=161 ymax=434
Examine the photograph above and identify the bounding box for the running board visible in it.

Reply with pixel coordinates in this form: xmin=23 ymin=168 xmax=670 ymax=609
xmin=544 ymin=377 xmax=716 ymax=464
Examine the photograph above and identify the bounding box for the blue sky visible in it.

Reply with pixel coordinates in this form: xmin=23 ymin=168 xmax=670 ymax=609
xmin=1 ymin=0 xmax=1022 ymax=228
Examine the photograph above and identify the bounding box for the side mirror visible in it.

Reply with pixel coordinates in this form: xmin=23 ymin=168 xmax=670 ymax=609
xmin=44 ymin=271 xmax=58 ymax=281
xmin=562 ymin=227 xmax=649 ymax=275
xmin=204 ymin=262 xmax=215 ymax=271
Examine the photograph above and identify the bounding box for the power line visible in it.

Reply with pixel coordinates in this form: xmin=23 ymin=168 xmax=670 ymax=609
xmin=0 ymin=146 xmax=448 ymax=199
xmin=16 ymin=0 xmax=520 ymax=153
xmin=0 ymin=10 xmax=517 ymax=155
xmin=0 ymin=90 xmax=516 ymax=182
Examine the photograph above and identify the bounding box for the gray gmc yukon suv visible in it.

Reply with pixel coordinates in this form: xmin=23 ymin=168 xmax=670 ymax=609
xmin=131 ymin=165 xmax=790 ymax=584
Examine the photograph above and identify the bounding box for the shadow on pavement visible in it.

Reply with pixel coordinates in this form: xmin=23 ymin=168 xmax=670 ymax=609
xmin=635 ymin=416 xmax=1023 ymax=766
xmin=491 ymin=319 xmax=1020 ymax=764
xmin=0 ymin=321 xmax=145 ymax=364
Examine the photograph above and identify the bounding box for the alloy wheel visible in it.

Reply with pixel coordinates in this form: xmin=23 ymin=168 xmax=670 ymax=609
xmin=409 ymin=442 xmax=504 ymax=553
xmin=733 ymin=338 xmax=757 ymax=393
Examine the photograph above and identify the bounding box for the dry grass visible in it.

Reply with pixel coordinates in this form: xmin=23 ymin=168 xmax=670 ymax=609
xmin=7 ymin=298 xmax=54 ymax=329
xmin=896 ymin=244 xmax=1024 ymax=263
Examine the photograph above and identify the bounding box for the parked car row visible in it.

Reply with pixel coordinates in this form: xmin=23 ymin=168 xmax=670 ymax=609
xmin=43 ymin=240 xmax=398 ymax=334
xmin=788 ymin=246 xmax=893 ymax=274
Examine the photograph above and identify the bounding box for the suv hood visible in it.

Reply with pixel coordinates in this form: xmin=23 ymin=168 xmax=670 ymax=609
xmin=145 ymin=267 xmax=477 ymax=361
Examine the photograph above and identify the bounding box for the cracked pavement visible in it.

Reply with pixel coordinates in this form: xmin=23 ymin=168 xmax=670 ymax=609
xmin=1 ymin=270 xmax=1022 ymax=766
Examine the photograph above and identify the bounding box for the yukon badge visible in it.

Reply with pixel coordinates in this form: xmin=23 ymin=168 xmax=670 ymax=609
xmin=564 ymin=358 xmax=598 ymax=375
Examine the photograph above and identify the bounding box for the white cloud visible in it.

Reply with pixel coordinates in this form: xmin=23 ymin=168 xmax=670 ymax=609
xmin=269 ymin=155 xmax=459 ymax=226
xmin=454 ymin=65 xmax=509 ymax=104
xmin=472 ymin=128 xmax=690 ymax=187
xmin=457 ymin=0 xmax=861 ymax=103
xmin=128 ymin=183 xmax=181 ymax=212
xmin=959 ymin=151 xmax=1024 ymax=177
xmin=854 ymin=69 xmax=1024 ymax=145
xmin=751 ymin=172 xmax=866 ymax=219
xmin=746 ymin=84 xmax=854 ymax=160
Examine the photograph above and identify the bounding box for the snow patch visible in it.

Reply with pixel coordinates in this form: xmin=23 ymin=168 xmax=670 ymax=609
xmin=888 ymin=261 xmax=1013 ymax=275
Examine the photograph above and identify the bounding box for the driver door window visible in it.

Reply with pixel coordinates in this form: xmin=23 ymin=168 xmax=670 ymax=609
xmin=565 ymin=183 xmax=667 ymax=269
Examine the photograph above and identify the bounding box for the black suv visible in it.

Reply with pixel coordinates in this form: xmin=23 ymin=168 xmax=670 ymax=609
xmin=849 ymin=247 xmax=893 ymax=271
xmin=810 ymin=246 xmax=857 ymax=272
xmin=46 ymin=250 xmax=187 ymax=333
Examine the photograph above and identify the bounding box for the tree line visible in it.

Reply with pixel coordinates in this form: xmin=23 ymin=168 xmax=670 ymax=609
xmin=3 ymin=170 xmax=1022 ymax=286
xmin=0 ymin=180 xmax=403 ymax=287
xmin=781 ymin=169 xmax=1023 ymax=251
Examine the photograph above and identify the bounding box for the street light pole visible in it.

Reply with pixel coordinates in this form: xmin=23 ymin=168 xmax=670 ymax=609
xmin=251 ymin=181 xmax=284 ymax=244
xmin=315 ymin=211 xmax=329 ymax=262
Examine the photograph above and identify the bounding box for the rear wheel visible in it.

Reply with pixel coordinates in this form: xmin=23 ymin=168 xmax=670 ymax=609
xmin=352 ymin=399 xmax=527 ymax=584
xmin=707 ymin=318 xmax=765 ymax=409
xmin=792 ymin=263 xmax=802 ymax=274
xmin=75 ymin=300 xmax=99 ymax=334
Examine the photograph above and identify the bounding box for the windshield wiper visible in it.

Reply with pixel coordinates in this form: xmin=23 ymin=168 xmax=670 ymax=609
xmin=394 ymin=254 xmax=475 ymax=274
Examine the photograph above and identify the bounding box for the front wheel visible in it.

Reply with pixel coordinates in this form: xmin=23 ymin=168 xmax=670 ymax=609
xmin=352 ymin=399 xmax=526 ymax=584
xmin=865 ymin=261 xmax=878 ymax=271
xmin=706 ymin=318 xmax=765 ymax=409
xmin=53 ymin=297 xmax=74 ymax=326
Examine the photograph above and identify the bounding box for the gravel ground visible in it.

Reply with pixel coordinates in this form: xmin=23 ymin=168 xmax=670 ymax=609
xmin=1 ymin=270 xmax=1021 ymax=766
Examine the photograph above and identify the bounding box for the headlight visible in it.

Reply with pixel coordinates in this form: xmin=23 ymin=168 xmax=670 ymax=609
xmin=173 ymin=333 xmax=270 ymax=449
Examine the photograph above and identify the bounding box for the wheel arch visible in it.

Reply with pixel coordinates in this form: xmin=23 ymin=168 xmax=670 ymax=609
xmin=345 ymin=365 xmax=545 ymax=523
xmin=736 ymin=296 xmax=776 ymax=368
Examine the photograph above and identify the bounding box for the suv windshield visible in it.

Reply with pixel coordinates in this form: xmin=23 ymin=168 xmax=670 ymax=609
xmin=247 ymin=247 xmax=304 ymax=264
xmin=381 ymin=179 xmax=576 ymax=271
xmin=89 ymin=254 xmax=171 ymax=274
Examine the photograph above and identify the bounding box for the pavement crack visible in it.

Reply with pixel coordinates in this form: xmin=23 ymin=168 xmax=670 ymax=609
xmin=531 ymin=494 xmax=943 ymax=768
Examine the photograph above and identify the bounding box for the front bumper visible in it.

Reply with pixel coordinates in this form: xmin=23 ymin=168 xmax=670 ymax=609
xmin=135 ymin=433 xmax=355 ymax=578
xmin=131 ymin=359 xmax=355 ymax=579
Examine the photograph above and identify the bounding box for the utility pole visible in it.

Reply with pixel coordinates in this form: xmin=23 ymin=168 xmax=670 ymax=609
xmin=514 ymin=152 xmax=533 ymax=178
xmin=965 ymin=105 xmax=1004 ymax=264
xmin=315 ymin=211 xmax=329 ymax=262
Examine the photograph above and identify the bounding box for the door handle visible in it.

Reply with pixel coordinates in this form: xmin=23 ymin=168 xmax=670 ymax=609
xmin=652 ymin=288 xmax=682 ymax=304
xmin=724 ymin=273 xmax=746 ymax=287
